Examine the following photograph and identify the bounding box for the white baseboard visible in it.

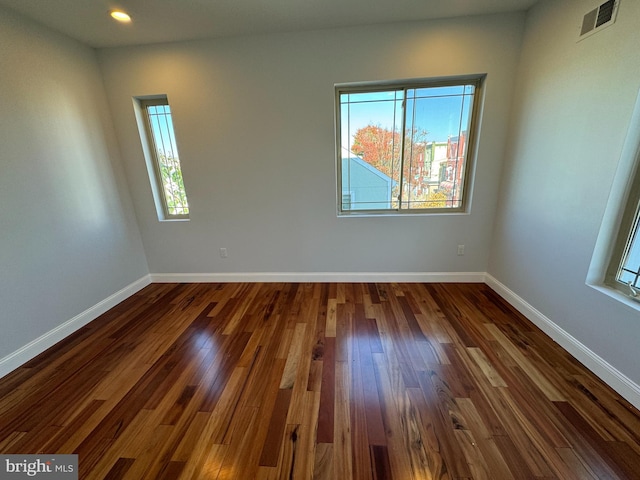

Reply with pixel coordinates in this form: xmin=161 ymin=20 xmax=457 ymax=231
xmin=485 ymin=274 xmax=640 ymax=411
xmin=0 ymin=275 xmax=152 ymax=379
xmin=150 ymin=271 xmax=487 ymax=283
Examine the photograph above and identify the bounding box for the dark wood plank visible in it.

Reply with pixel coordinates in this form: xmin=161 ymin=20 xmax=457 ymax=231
xmin=259 ymin=388 xmax=292 ymax=467
xmin=103 ymin=457 xmax=135 ymax=480
xmin=316 ymin=337 xmax=335 ymax=443
xmin=370 ymin=444 xmax=393 ymax=480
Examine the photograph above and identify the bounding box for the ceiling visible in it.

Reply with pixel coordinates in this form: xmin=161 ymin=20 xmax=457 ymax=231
xmin=0 ymin=0 xmax=539 ymax=48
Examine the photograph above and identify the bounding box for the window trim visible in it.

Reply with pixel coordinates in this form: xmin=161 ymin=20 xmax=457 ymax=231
xmin=587 ymin=87 xmax=640 ymax=310
xmin=335 ymin=74 xmax=485 ymax=216
xmin=606 ymin=168 xmax=640 ymax=294
xmin=135 ymin=96 xmax=190 ymax=221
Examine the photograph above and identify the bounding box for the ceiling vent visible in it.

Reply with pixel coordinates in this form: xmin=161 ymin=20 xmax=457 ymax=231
xmin=579 ymin=0 xmax=619 ymax=40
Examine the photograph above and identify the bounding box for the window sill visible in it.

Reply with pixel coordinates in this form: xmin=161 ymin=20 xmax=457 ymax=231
xmin=587 ymin=282 xmax=640 ymax=312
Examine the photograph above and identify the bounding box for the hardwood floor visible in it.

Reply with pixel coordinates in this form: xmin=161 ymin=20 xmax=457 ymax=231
xmin=1 ymin=282 xmax=639 ymax=479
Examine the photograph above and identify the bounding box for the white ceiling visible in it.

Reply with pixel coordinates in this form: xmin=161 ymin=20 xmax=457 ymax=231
xmin=0 ymin=0 xmax=539 ymax=48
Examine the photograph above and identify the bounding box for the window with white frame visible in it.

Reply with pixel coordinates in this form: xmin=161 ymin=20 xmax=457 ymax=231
xmin=138 ymin=97 xmax=190 ymax=220
xmin=587 ymin=90 xmax=640 ymax=306
xmin=606 ymin=167 xmax=640 ymax=298
xmin=336 ymin=75 xmax=484 ymax=215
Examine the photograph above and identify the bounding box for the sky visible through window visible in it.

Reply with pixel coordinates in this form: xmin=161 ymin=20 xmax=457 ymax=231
xmin=340 ymin=85 xmax=473 ymax=156
xmin=620 ymin=220 xmax=640 ymax=287
xmin=148 ymin=105 xmax=178 ymax=159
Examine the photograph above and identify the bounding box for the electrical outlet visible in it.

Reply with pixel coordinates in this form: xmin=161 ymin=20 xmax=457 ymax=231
xmin=457 ymin=245 xmax=465 ymax=256
xmin=219 ymin=247 xmax=228 ymax=258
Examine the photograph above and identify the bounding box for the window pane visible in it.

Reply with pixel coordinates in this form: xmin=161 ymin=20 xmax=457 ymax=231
xmin=401 ymin=86 xmax=474 ymax=209
xmin=146 ymin=102 xmax=190 ymax=217
xmin=340 ymin=90 xmax=403 ymax=210
xmin=619 ymin=214 xmax=640 ymax=287
xmin=341 ymin=91 xmax=399 ymax=104
xmin=409 ymin=85 xmax=466 ymax=99
xmin=619 ymin=269 xmax=636 ymax=286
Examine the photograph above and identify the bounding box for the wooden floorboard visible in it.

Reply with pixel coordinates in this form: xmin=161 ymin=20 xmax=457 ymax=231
xmin=1 ymin=282 xmax=639 ymax=479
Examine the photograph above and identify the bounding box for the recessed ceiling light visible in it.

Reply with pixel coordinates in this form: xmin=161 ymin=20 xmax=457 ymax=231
xmin=110 ymin=10 xmax=131 ymax=23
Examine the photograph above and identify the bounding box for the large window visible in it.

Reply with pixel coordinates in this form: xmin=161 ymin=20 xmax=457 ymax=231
xmin=138 ymin=97 xmax=190 ymax=220
xmin=336 ymin=75 xmax=484 ymax=215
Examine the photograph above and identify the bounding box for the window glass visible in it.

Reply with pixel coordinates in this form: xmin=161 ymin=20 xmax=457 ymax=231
xmin=616 ymin=201 xmax=640 ymax=288
xmin=336 ymin=76 xmax=483 ymax=214
xmin=139 ymin=97 xmax=190 ymax=219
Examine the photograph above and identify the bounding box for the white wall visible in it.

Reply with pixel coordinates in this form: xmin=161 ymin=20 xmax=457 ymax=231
xmin=0 ymin=8 xmax=149 ymax=361
xmin=98 ymin=13 xmax=525 ymax=276
xmin=490 ymin=0 xmax=640 ymax=385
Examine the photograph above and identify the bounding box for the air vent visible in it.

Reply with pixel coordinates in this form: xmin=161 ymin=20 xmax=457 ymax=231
xmin=579 ymin=0 xmax=619 ymax=40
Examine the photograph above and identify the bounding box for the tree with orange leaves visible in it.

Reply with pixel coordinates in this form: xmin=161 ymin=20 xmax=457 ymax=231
xmin=350 ymin=124 xmax=429 ymax=195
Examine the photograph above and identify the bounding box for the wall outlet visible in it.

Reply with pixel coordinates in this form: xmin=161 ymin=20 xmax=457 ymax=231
xmin=219 ymin=247 xmax=228 ymax=258
xmin=457 ymin=245 xmax=465 ymax=256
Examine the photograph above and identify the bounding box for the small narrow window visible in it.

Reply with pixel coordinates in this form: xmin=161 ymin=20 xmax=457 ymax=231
xmin=617 ymin=207 xmax=640 ymax=288
xmin=587 ymin=88 xmax=640 ymax=307
xmin=336 ymin=75 xmax=484 ymax=215
xmin=607 ymin=167 xmax=640 ymax=297
xmin=138 ymin=97 xmax=190 ymax=220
